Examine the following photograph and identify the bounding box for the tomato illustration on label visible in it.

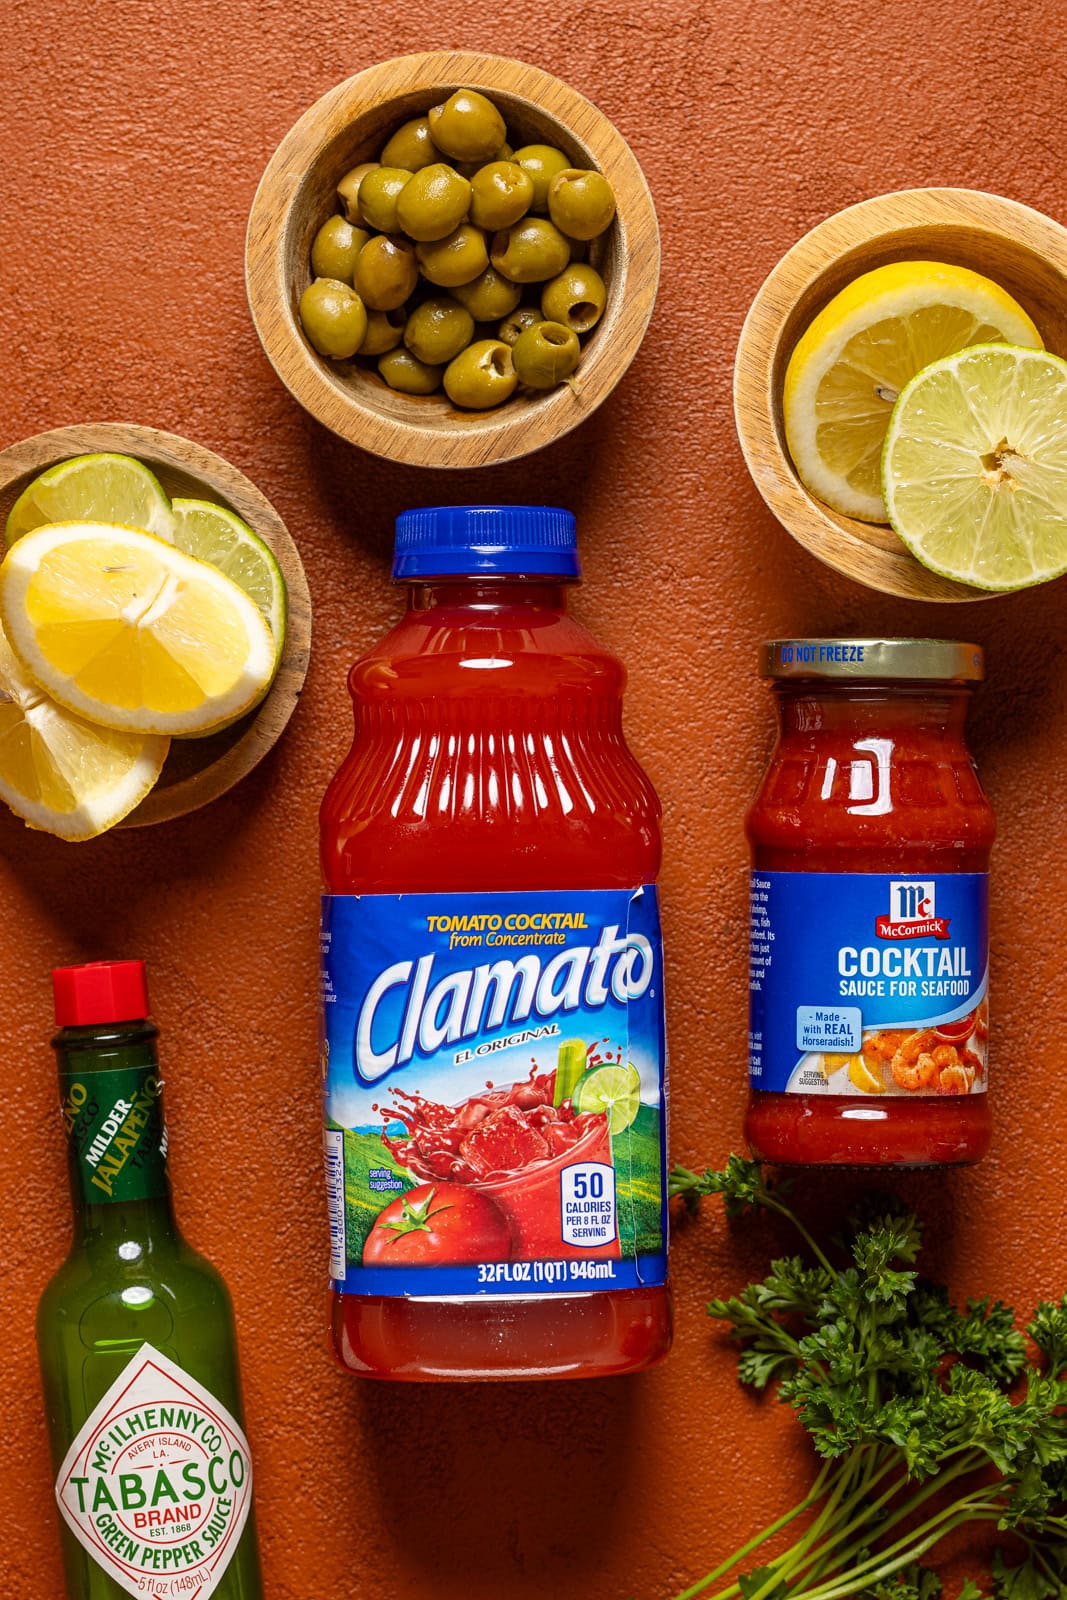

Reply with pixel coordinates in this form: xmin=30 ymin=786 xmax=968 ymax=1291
xmin=363 ymin=1182 xmax=512 ymax=1266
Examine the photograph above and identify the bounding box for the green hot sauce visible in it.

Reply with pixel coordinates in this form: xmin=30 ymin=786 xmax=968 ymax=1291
xmin=36 ymin=960 xmax=263 ymax=1600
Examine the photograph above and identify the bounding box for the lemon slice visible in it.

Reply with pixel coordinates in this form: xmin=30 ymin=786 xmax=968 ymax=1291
xmin=572 ymin=1061 xmax=642 ymax=1134
xmin=0 ymin=523 xmax=277 ymax=736
xmin=171 ymin=499 xmax=287 ymax=652
xmin=883 ymin=343 xmax=1067 ymax=590
xmin=5 ymin=454 xmax=175 ymax=546
xmin=783 ymin=262 xmax=1043 ymax=521
xmin=848 ymin=1054 xmax=886 ymax=1095
xmin=0 ymin=617 xmax=168 ymax=838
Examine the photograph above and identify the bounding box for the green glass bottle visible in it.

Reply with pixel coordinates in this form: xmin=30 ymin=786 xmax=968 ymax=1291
xmin=37 ymin=960 xmax=263 ymax=1600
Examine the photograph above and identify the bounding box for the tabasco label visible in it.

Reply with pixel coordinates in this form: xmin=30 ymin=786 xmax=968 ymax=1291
xmin=55 ymin=1344 xmax=253 ymax=1598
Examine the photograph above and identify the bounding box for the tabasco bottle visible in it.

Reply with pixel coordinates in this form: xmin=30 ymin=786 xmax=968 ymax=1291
xmin=37 ymin=960 xmax=262 ymax=1599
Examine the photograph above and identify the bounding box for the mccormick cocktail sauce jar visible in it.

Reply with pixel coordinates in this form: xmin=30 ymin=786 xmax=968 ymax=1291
xmin=745 ymin=638 xmax=993 ymax=1167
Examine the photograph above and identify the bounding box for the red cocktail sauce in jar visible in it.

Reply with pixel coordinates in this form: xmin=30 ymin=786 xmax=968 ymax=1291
xmin=745 ymin=639 xmax=993 ymax=1167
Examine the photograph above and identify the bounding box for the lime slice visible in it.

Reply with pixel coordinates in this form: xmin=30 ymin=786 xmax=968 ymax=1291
xmin=572 ymin=1061 xmax=642 ymax=1134
xmin=883 ymin=343 xmax=1067 ymax=590
xmin=783 ymin=262 xmax=1042 ymax=521
xmin=6 ymin=454 xmax=175 ymax=546
xmin=171 ymin=499 xmax=287 ymax=651
xmin=0 ymin=522 xmax=277 ymax=737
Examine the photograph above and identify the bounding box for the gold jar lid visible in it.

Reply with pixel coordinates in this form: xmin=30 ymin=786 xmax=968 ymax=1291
xmin=761 ymin=638 xmax=984 ymax=681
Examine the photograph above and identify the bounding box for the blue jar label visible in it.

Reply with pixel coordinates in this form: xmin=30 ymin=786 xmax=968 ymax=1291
xmin=320 ymin=887 xmax=668 ymax=1297
xmin=749 ymin=871 xmax=989 ymax=1097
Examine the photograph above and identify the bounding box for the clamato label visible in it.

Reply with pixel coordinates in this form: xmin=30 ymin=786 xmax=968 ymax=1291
xmin=749 ymin=870 xmax=989 ymax=1098
xmin=320 ymin=887 xmax=668 ymax=1298
xmin=55 ymin=1344 xmax=253 ymax=1598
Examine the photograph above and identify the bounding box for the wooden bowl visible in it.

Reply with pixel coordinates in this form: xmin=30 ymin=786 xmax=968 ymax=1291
xmin=246 ymin=51 xmax=659 ymax=469
xmin=0 ymin=423 xmax=311 ymax=827
xmin=733 ymin=188 xmax=1067 ymax=601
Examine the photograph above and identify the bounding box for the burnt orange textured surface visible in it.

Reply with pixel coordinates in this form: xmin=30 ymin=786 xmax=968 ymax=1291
xmin=2 ymin=2 xmax=1066 ymax=1596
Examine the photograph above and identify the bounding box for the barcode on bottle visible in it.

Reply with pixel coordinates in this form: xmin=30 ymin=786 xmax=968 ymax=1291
xmin=323 ymin=1128 xmax=346 ymax=1282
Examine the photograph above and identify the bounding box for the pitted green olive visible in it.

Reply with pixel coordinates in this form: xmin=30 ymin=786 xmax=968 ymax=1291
xmin=490 ymin=218 xmax=571 ymax=284
xmin=310 ymin=216 xmax=369 ymax=283
xmin=396 ymin=164 xmax=472 ymax=242
xmin=540 ymin=263 xmax=608 ymax=333
xmin=428 ymin=91 xmax=507 ymax=162
xmin=510 ymin=320 xmax=581 ymax=388
xmin=299 ymin=278 xmax=368 ymax=359
xmin=417 ymin=224 xmax=490 ymax=288
xmin=380 ymin=116 xmax=439 ymax=172
xmin=443 ymin=339 xmax=519 ymax=409
xmin=450 ymin=266 xmax=522 ymax=321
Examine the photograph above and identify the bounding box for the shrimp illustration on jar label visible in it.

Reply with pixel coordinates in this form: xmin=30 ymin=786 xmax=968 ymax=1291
xmin=750 ymin=869 xmax=989 ymax=1099
xmin=320 ymin=886 xmax=668 ymax=1298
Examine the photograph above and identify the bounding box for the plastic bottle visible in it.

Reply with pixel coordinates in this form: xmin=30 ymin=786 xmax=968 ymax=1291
xmin=320 ymin=505 xmax=672 ymax=1380
xmin=38 ymin=960 xmax=262 ymax=1598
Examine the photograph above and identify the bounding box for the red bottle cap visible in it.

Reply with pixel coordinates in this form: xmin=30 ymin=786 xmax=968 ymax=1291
xmin=52 ymin=961 xmax=150 ymax=1027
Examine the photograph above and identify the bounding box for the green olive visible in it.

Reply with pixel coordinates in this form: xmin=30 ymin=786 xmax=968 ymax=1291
xmin=469 ymin=160 xmax=534 ymax=231
xmin=396 ymin=163 xmax=472 ymax=242
xmin=353 ymin=235 xmax=419 ymax=311
xmin=512 ymin=145 xmax=571 ymax=212
xmin=454 ymin=142 xmax=513 ymax=178
xmin=416 ymin=224 xmax=489 ymax=288
xmin=428 ymin=90 xmax=507 ymax=162
xmin=547 ymin=168 xmax=617 ymax=241
xmin=310 ymin=216 xmax=369 ymax=283
xmin=490 ymin=218 xmax=570 ymax=284
xmin=541 ymin=263 xmax=607 ymax=333
xmin=357 ymin=166 xmax=413 ymax=233
xmin=299 ymin=278 xmax=368 ymax=360
xmin=378 ymin=347 xmax=444 ymax=395
xmin=450 ymin=266 xmax=521 ymax=321
xmin=443 ymin=339 xmax=518 ymax=409
xmin=337 ymin=162 xmax=379 ymax=224
xmin=497 ymin=305 xmax=542 ymax=346
xmin=380 ymin=116 xmax=440 ymax=172
xmin=358 ymin=308 xmax=406 ymax=356
xmin=404 ymin=294 xmax=475 ymax=364
xmin=510 ymin=320 xmax=581 ymax=388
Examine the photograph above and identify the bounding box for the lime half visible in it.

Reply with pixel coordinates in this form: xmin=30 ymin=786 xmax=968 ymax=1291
xmin=572 ymin=1061 xmax=642 ymax=1134
xmin=883 ymin=343 xmax=1067 ymax=590
xmin=171 ymin=498 xmax=287 ymax=652
xmin=6 ymin=453 xmax=175 ymax=546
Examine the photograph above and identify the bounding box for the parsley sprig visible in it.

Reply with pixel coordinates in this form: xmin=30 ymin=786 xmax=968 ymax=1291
xmin=669 ymin=1157 xmax=1067 ymax=1600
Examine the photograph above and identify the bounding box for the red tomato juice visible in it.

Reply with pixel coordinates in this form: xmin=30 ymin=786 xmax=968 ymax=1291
xmin=320 ymin=507 xmax=671 ymax=1380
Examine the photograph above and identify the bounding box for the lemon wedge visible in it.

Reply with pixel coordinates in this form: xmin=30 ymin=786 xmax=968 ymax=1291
xmin=848 ymin=1053 xmax=886 ymax=1094
xmin=883 ymin=343 xmax=1067 ymax=590
xmin=783 ymin=261 xmax=1042 ymax=521
xmin=0 ymin=617 xmax=168 ymax=838
xmin=0 ymin=523 xmax=276 ymax=736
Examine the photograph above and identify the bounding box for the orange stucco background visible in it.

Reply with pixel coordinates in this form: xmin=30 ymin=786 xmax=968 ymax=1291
xmin=3 ymin=2 xmax=1067 ymax=1595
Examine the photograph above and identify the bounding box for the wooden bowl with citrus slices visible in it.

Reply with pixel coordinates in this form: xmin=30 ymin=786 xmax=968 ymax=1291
xmin=0 ymin=423 xmax=310 ymax=835
xmin=733 ymin=188 xmax=1067 ymax=601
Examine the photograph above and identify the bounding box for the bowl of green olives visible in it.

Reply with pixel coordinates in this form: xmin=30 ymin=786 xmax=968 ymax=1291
xmin=246 ymin=51 xmax=659 ymax=468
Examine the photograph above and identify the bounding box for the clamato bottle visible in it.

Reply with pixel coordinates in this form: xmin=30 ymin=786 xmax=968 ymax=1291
xmin=320 ymin=505 xmax=672 ymax=1380
xmin=38 ymin=961 xmax=262 ymax=1599
xmin=745 ymin=639 xmax=994 ymax=1167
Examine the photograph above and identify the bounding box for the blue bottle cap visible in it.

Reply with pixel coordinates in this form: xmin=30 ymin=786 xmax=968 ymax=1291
xmin=392 ymin=505 xmax=579 ymax=579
